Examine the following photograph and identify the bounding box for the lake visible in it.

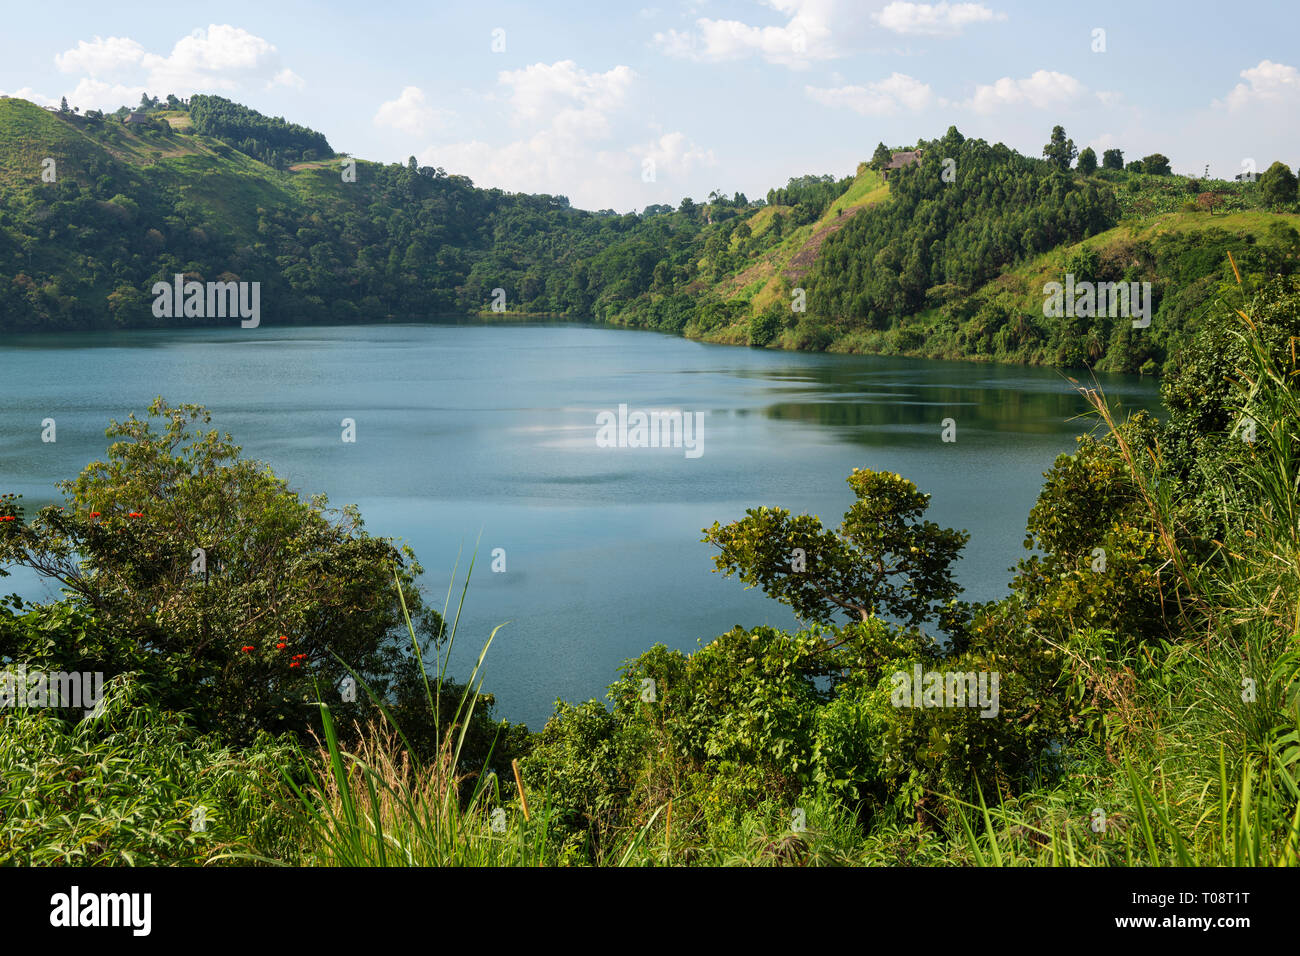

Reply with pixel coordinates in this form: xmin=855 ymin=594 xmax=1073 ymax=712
xmin=0 ymin=322 xmax=1161 ymax=728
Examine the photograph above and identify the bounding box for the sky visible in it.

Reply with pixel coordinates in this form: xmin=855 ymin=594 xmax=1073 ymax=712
xmin=1 ymin=0 xmax=1297 ymax=212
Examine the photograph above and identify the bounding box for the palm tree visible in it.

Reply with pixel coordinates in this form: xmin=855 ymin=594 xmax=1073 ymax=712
xmin=1086 ymin=330 xmax=1104 ymax=363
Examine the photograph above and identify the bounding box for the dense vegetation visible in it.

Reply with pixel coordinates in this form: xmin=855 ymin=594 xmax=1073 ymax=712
xmin=807 ymin=127 xmax=1120 ymax=328
xmin=187 ymin=94 xmax=333 ymax=169
xmin=3 ymin=268 xmax=1298 ymax=865
xmin=4 ymin=93 xmax=1299 ymax=379
xmin=3 ymin=93 xmax=1300 ymax=864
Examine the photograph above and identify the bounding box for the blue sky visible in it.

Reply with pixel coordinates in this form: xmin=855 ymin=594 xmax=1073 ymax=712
xmin=2 ymin=1 xmax=1297 ymax=211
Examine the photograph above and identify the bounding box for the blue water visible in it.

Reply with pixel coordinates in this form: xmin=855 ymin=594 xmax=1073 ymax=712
xmin=0 ymin=323 xmax=1161 ymax=728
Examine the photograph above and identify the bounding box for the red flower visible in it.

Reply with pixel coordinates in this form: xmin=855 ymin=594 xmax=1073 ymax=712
xmin=128 ymin=512 xmax=143 ymax=518
xmin=241 ymin=645 xmax=255 ymax=653
xmin=289 ymin=661 xmax=301 ymax=669
xmin=89 ymin=512 xmax=101 ymax=518
xmin=0 ymin=516 xmax=14 ymax=522
xmin=276 ymin=643 xmax=287 ymax=650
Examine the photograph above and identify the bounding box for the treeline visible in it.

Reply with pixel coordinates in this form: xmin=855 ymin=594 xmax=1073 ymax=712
xmin=188 ymin=94 xmax=333 ymax=168
xmin=765 ymin=173 xmax=853 ymax=223
xmin=6 ymin=96 xmax=1300 ymax=380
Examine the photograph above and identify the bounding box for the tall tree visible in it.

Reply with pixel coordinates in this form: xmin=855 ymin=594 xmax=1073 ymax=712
xmin=1260 ymin=161 xmax=1299 ymax=209
xmin=703 ymin=468 xmax=969 ymax=631
xmin=1102 ymin=148 xmax=1124 ymax=170
xmin=871 ymin=141 xmax=893 ymax=170
xmin=1043 ymin=125 xmax=1077 ymax=172
xmin=1077 ymin=146 xmax=1098 ymax=175
xmin=1140 ymin=153 xmax=1172 ymax=176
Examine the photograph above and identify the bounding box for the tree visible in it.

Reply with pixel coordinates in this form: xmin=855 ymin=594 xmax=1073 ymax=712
xmin=0 ymin=399 xmax=442 ymax=742
xmin=748 ymin=303 xmax=782 ymax=347
xmin=871 ymin=142 xmax=893 ymax=170
xmin=1259 ymin=161 xmax=1298 ymax=209
xmin=59 ymin=96 xmax=69 ymax=113
xmin=1126 ymin=160 xmax=1146 ymax=174
xmin=1077 ymin=147 xmax=1097 ymax=175
xmin=1043 ymin=125 xmax=1077 ymax=172
xmin=1102 ymin=148 xmax=1124 ymax=170
xmin=1140 ymin=153 xmax=1172 ymax=176
xmin=702 ymin=469 xmax=969 ymax=632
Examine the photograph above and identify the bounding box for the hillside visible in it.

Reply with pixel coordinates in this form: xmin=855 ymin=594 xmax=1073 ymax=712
xmin=1 ymin=95 xmax=1298 ymax=376
xmin=0 ymin=95 xmax=700 ymax=331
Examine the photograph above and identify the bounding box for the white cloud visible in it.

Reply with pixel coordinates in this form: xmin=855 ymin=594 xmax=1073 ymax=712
xmin=271 ymin=69 xmax=305 ymax=90
xmin=0 ymin=87 xmax=60 ymax=108
xmin=41 ymin=25 xmax=306 ymax=111
xmin=54 ymin=36 xmax=145 ymax=76
xmin=141 ymin=25 xmax=293 ymax=93
xmin=64 ymin=78 xmax=150 ymax=112
xmin=1217 ymin=59 xmax=1300 ymax=110
xmin=874 ymin=2 xmax=1005 ymax=36
xmin=968 ymin=70 xmax=1085 ymax=113
xmin=805 ymin=73 xmax=934 ymax=115
xmin=498 ymin=60 xmax=636 ymax=140
xmin=419 ymin=60 xmax=711 ymax=209
xmin=638 ymin=130 xmax=716 ymax=177
xmin=374 ymin=86 xmax=454 ymax=136
xmin=425 ymin=127 xmax=715 ymax=211
xmin=654 ymin=0 xmax=838 ymax=67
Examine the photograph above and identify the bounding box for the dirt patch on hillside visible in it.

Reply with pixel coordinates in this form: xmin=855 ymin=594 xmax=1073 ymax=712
xmin=782 ymin=206 xmax=862 ymax=281
xmin=715 ymin=251 xmax=781 ymax=298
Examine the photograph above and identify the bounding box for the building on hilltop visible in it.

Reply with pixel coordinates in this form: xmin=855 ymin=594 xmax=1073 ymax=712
xmin=882 ymin=150 xmax=923 ymax=181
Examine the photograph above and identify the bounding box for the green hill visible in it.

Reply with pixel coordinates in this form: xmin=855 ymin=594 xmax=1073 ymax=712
xmin=1 ymin=95 xmax=1298 ymax=376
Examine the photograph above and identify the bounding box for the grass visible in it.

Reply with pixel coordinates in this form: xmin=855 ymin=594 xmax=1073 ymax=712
xmin=944 ymin=270 xmax=1300 ymax=866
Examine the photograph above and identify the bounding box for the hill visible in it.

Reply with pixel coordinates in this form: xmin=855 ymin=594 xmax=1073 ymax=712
xmin=1 ymin=95 xmax=1298 ymax=375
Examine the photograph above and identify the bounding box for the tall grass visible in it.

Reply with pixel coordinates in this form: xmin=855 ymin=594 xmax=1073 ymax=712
xmin=947 ymin=266 xmax=1300 ymax=866
xmin=284 ymin=550 xmax=558 ymax=865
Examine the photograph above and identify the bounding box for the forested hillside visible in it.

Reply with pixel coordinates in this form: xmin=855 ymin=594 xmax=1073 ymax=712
xmin=2 ymin=94 xmax=1299 ymax=376
xmin=187 ymin=94 xmax=333 ymax=168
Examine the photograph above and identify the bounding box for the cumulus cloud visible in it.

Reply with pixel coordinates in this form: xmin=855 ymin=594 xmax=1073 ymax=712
xmin=40 ymin=25 xmax=304 ymax=111
xmin=1217 ymin=59 xmax=1300 ymax=110
xmin=497 ymin=60 xmax=636 ymax=140
xmin=421 ymin=60 xmax=711 ymax=210
xmin=968 ymin=70 xmax=1085 ymax=113
xmin=874 ymin=2 xmax=1005 ymax=36
xmin=805 ymin=73 xmax=934 ymax=115
xmin=654 ymin=0 xmax=838 ymax=67
xmin=140 ymin=25 xmax=294 ymax=93
xmin=374 ymin=86 xmax=454 ymax=136
xmin=425 ymin=128 xmax=714 ymax=211
xmin=54 ymin=36 xmax=146 ymax=76
xmin=638 ymin=130 xmax=717 ymax=177
xmin=0 ymin=87 xmax=59 ymax=107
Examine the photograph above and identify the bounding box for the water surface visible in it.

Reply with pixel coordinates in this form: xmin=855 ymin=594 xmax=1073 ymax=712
xmin=0 ymin=323 xmax=1161 ymax=728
